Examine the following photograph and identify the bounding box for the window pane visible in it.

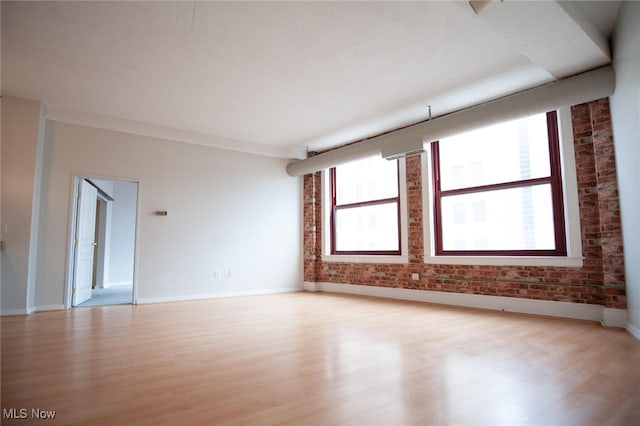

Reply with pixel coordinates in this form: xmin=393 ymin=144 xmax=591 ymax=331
xmin=440 ymin=184 xmax=555 ymax=251
xmin=439 ymin=113 xmax=550 ymax=190
xmin=335 ymin=156 xmax=398 ymax=204
xmin=335 ymin=202 xmax=399 ymax=252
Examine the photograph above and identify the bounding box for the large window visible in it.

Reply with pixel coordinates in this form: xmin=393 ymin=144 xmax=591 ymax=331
xmin=330 ymin=156 xmax=401 ymax=255
xmin=431 ymin=111 xmax=567 ymax=256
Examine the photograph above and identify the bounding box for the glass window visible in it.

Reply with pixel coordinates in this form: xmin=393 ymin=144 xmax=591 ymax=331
xmin=330 ymin=156 xmax=400 ymax=255
xmin=431 ymin=111 xmax=566 ymax=256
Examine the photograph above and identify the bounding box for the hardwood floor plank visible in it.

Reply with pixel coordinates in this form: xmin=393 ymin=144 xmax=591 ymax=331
xmin=2 ymin=292 xmax=639 ymax=425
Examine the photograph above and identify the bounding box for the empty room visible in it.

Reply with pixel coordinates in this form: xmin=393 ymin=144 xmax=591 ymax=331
xmin=1 ymin=1 xmax=639 ymax=425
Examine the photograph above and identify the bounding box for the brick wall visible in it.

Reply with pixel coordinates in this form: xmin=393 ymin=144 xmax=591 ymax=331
xmin=303 ymin=98 xmax=627 ymax=309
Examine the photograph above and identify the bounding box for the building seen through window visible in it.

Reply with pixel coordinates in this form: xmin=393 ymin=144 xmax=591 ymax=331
xmin=432 ymin=111 xmax=566 ymax=256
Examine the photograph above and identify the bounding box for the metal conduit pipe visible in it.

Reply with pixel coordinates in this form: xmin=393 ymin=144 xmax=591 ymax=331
xmin=286 ymin=65 xmax=614 ymax=176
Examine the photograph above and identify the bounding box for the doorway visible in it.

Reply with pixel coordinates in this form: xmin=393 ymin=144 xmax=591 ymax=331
xmin=67 ymin=177 xmax=138 ymax=308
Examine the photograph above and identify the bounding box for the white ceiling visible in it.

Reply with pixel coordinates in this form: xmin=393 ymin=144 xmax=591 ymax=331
xmin=1 ymin=1 xmax=621 ymax=158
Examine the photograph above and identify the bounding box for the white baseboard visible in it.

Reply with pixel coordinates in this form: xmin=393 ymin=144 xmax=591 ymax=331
xmin=3 ymin=289 xmax=300 ymax=314
xmin=1 ymin=308 xmax=29 ymax=316
xmin=136 ymin=287 xmax=300 ymax=304
xmin=2 ymin=305 xmax=67 ymax=316
xmin=29 ymin=304 xmax=66 ymax=313
xmin=627 ymin=323 xmax=640 ymax=340
xmin=601 ymin=308 xmax=629 ymax=328
xmin=303 ymin=281 xmax=320 ymax=292
xmin=304 ymin=282 xmax=628 ymax=328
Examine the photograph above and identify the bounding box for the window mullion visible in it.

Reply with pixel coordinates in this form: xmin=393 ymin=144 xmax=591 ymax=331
xmin=440 ymin=176 xmax=553 ymax=197
xmin=330 ymin=167 xmax=337 ymax=255
xmin=335 ymin=196 xmax=400 ymax=210
xmin=431 ymin=142 xmax=444 ymax=255
xmin=546 ymin=111 xmax=567 ymax=255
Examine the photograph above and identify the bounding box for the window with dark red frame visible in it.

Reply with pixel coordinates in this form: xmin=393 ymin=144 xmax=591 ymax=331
xmin=330 ymin=156 xmax=401 ymax=255
xmin=431 ymin=111 xmax=567 ymax=256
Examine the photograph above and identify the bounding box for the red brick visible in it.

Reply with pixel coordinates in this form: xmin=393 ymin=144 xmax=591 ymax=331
xmin=303 ymin=99 xmax=626 ymax=309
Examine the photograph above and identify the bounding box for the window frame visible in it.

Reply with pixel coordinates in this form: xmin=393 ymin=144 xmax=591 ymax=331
xmin=432 ymin=111 xmax=566 ymax=256
xmin=423 ymin=107 xmax=583 ymax=266
xmin=330 ymin=158 xmax=401 ymax=256
xmin=322 ymin=157 xmax=409 ymax=264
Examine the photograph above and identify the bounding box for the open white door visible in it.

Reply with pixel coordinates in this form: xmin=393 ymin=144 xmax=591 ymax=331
xmin=72 ymin=180 xmax=98 ymax=306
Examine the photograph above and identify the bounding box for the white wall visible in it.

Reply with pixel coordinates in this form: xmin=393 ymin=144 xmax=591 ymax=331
xmin=0 ymin=97 xmax=45 ymax=314
xmin=32 ymin=120 xmax=301 ymax=307
xmin=108 ymin=180 xmax=137 ymax=286
xmin=610 ymin=1 xmax=640 ymax=337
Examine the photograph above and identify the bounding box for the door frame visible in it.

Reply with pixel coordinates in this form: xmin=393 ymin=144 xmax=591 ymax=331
xmin=72 ymin=179 xmax=98 ymax=306
xmin=93 ymin=194 xmax=112 ymax=290
xmin=64 ymin=174 xmax=141 ymax=309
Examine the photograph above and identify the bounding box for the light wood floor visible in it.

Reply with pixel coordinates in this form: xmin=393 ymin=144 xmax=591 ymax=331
xmin=2 ymin=292 xmax=639 ymax=425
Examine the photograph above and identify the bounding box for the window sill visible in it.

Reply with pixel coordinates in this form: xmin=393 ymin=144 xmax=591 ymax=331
xmin=321 ymin=254 xmax=409 ymax=264
xmin=423 ymin=255 xmax=583 ymax=267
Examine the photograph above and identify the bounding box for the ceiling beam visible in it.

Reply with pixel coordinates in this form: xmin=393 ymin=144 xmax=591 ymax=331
xmin=470 ymin=0 xmax=610 ymax=79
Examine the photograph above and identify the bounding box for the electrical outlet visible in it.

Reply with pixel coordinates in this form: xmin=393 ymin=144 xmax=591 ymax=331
xmin=411 ymin=273 xmax=420 ymax=281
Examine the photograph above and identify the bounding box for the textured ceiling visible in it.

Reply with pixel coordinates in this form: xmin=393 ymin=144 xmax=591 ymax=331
xmin=1 ymin=1 xmax=620 ymax=158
